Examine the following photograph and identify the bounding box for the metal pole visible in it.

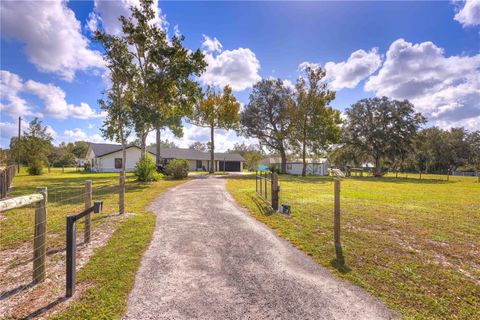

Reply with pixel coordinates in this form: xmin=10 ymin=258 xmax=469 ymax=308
xmin=255 ymin=170 xmax=258 ymax=193
xmin=271 ymin=173 xmax=279 ymax=211
xmin=66 ymin=216 xmax=76 ymax=297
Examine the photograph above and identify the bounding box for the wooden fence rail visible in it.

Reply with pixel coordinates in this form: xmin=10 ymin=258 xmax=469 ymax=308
xmin=0 ymin=187 xmax=48 ymax=283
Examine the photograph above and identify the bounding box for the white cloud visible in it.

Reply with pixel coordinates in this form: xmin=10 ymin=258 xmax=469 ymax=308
xmin=297 ymin=48 xmax=381 ymax=91
xmin=0 ymin=1 xmax=104 ymax=81
xmin=324 ymin=48 xmax=382 ymax=90
xmin=0 ymin=70 xmax=105 ymax=120
xmin=201 ymin=46 xmax=261 ymax=91
xmin=63 ymin=128 xmax=105 ymax=143
xmin=202 ymin=35 xmax=223 ymax=53
xmin=365 ymin=38 xmax=480 ymax=129
xmin=454 ymin=0 xmax=480 ymax=27
xmin=298 ymin=62 xmax=320 ymax=71
xmin=87 ymin=0 xmax=166 ymax=35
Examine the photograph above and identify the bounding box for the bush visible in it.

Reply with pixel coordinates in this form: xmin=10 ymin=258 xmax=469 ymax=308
xmin=269 ymin=164 xmax=281 ymax=174
xmin=134 ymin=156 xmax=159 ymax=182
xmin=27 ymin=159 xmax=43 ymax=175
xmin=165 ymin=159 xmax=189 ymax=179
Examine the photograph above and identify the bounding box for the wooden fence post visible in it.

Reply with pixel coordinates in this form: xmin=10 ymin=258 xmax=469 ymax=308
xmin=271 ymin=173 xmax=279 ymax=211
xmin=255 ymin=170 xmax=258 ymax=193
xmin=33 ymin=187 xmax=47 ymax=284
xmin=84 ymin=180 xmax=92 ymax=243
xmin=334 ymin=179 xmax=345 ymax=265
xmin=119 ymin=171 xmax=125 ymax=215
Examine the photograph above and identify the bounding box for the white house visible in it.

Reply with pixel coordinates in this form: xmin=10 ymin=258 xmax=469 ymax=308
xmin=261 ymin=156 xmax=329 ymax=176
xmin=85 ymin=143 xmax=245 ymax=173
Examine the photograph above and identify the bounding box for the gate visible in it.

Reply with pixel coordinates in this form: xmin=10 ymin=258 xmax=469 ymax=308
xmin=255 ymin=170 xmax=280 ymax=211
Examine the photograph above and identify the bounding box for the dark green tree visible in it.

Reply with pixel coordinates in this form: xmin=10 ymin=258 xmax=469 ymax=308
xmin=240 ymin=79 xmax=294 ymax=173
xmin=343 ymin=97 xmax=425 ymax=175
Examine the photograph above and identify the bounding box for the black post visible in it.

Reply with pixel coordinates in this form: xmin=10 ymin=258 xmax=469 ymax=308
xmin=66 ymin=215 xmax=76 ymax=297
xmin=264 ymin=172 xmax=267 ymax=199
xmin=255 ymin=170 xmax=258 ymax=193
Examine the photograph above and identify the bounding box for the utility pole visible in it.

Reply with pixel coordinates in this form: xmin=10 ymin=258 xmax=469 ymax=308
xmin=17 ymin=116 xmax=21 ymax=173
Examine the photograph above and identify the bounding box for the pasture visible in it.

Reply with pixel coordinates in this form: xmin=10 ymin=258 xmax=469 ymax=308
xmin=227 ymin=174 xmax=480 ymax=319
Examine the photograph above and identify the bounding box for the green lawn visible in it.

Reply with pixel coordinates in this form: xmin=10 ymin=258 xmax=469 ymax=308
xmin=227 ymin=174 xmax=480 ymax=319
xmin=1 ymin=167 xmax=186 ymax=319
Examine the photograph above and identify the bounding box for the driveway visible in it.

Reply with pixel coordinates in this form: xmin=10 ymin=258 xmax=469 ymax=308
xmin=123 ymin=177 xmax=396 ymax=320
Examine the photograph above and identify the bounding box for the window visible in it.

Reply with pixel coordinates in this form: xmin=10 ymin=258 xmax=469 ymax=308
xmin=115 ymin=158 xmax=122 ymax=169
xmin=196 ymin=160 xmax=202 ymax=169
xmin=287 ymin=163 xmax=292 ymax=170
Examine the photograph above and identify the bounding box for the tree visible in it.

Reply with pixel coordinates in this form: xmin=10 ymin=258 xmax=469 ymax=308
xmin=189 ymin=141 xmax=208 ymax=152
xmin=191 ymin=85 xmax=240 ymax=173
xmin=72 ymin=141 xmax=90 ymax=159
xmin=468 ymin=131 xmax=480 ymax=173
xmin=116 ymin=0 xmax=206 ymax=156
xmin=95 ymin=28 xmax=135 ymax=172
xmin=10 ymin=118 xmax=53 ymax=174
xmin=240 ymin=79 xmax=293 ymax=173
xmin=343 ymin=97 xmax=425 ymax=175
xmin=328 ymin=144 xmax=366 ymax=170
xmin=290 ymin=66 xmax=342 ymax=176
xmin=227 ymin=143 xmax=264 ymax=170
xmin=149 ymin=139 xmax=178 ymax=149
xmin=49 ymin=142 xmax=76 ymax=167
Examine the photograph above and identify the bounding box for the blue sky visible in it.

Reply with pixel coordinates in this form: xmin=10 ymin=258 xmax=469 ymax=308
xmin=1 ymin=0 xmax=479 ymax=150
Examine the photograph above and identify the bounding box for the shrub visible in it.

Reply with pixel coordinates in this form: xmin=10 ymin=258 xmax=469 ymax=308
xmin=269 ymin=164 xmax=281 ymax=174
xmin=165 ymin=159 xmax=189 ymax=179
xmin=27 ymin=159 xmax=43 ymax=175
xmin=134 ymin=156 xmax=159 ymax=182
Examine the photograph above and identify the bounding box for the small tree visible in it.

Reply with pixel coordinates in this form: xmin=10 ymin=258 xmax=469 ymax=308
xmin=191 ymin=85 xmax=240 ymax=173
xmin=165 ymin=159 xmax=189 ymax=179
xmin=290 ymin=66 xmax=342 ymax=176
xmin=10 ymin=118 xmax=53 ymax=175
xmin=133 ymin=155 xmax=159 ymax=182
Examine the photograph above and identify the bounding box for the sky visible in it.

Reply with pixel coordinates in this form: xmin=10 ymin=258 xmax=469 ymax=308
xmin=1 ymin=0 xmax=479 ymax=151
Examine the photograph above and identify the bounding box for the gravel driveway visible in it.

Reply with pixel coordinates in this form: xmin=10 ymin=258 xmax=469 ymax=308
xmin=123 ymin=177 xmax=396 ymax=320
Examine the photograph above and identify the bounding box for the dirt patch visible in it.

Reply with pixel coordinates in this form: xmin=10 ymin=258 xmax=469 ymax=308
xmin=0 ymin=212 xmax=133 ymax=319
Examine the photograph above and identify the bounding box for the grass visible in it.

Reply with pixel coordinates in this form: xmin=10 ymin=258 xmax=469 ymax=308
xmin=1 ymin=167 xmax=186 ymax=319
xmin=227 ymin=174 xmax=480 ymax=319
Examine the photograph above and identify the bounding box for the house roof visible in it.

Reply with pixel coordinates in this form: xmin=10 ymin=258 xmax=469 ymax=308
xmin=90 ymin=143 xmax=128 ymax=157
xmin=261 ymin=156 xmax=328 ymax=164
xmin=89 ymin=143 xmax=245 ymax=161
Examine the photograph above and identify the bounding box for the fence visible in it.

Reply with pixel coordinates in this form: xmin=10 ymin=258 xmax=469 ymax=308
xmin=0 ymin=164 xmax=17 ymax=199
xmin=251 ymin=171 xmax=479 ymax=317
xmin=0 ymin=174 xmax=126 ymax=319
xmin=255 ymin=170 xmax=279 ymax=211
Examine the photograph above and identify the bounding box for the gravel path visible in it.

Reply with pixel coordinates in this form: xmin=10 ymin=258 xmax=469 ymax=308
xmin=123 ymin=177 xmax=397 ymax=320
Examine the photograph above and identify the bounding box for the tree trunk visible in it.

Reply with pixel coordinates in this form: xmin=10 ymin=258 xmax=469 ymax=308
xmin=375 ymin=157 xmax=381 ymax=176
xmin=140 ymin=131 xmax=148 ymax=158
xmin=301 ymin=140 xmax=307 ymax=177
xmin=279 ymin=147 xmax=287 ymax=174
xmin=210 ymin=124 xmax=215 ymax=173
xmin=156 ymin=128 xmax=161 ymax=166
xmin=122 ymin=142 xmax=126 ymax=172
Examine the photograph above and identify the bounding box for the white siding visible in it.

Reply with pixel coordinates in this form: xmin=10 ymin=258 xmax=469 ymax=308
xmin=286 ymin=163 xmax=328 ymax=176
xmin=93 ymin=148 xmax=143 ymax=172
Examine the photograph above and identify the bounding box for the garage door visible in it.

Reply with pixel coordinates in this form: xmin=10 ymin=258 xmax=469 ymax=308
xmin=219 ymin=161 xmax=241 ymax=172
